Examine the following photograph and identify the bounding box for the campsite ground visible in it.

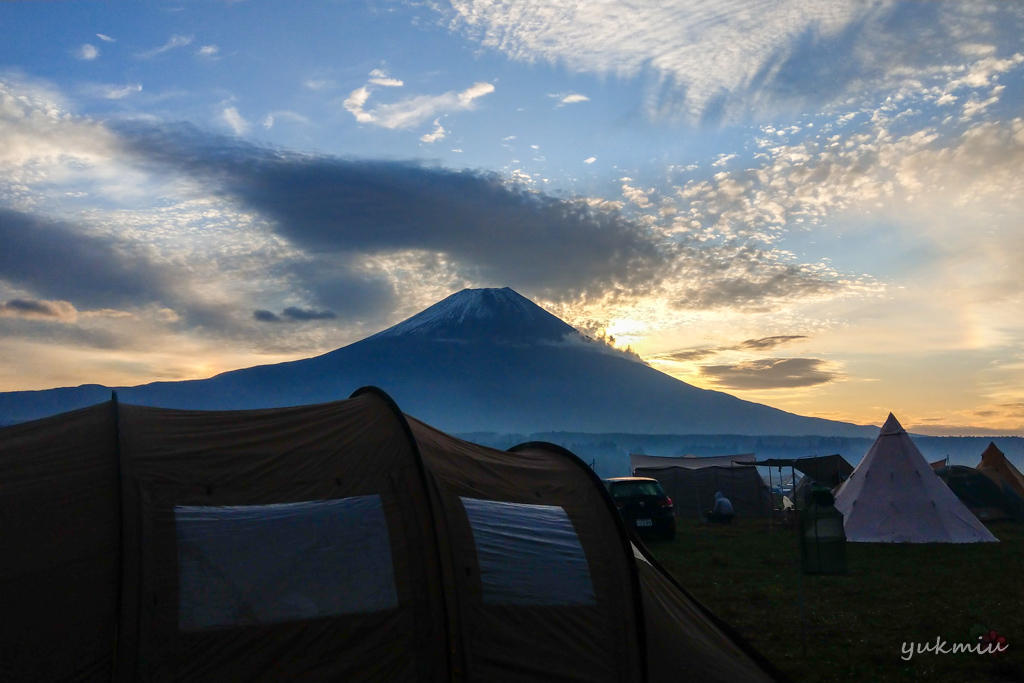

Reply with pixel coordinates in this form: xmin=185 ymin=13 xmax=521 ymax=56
xmin=650 ymin=519 xmax=1024 ymax=682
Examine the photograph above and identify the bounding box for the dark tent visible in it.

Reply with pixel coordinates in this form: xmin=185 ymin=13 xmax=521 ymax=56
xmin=934 ymin=465 xmax=1024 ymax=522
xmin=977 ymin=442 xmax=1024 ymax=501
xmin=631 ymin=453 xmax=771 ymax=519
xmin=0 ymin=388 xmax=778 ymax=682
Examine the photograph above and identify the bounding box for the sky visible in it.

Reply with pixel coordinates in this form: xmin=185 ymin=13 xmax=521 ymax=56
xmin=1 ymin=1 xmax=1023 ymax=436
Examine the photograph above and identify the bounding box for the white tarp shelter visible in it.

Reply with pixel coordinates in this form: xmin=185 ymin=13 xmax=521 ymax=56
xmin=834 ymin=413 xmax=997 ymax=543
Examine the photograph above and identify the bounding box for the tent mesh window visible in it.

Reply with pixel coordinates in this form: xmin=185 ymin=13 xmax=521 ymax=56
xmin=175 ymin=495 xmax=398 ymax=630
xmin=461 ymin=497 xmax=596 ymax=606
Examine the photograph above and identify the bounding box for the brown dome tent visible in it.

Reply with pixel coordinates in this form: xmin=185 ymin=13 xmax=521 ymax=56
xmin=977 ymin=441 xmax=1024 ymax=501
xmin=0 ymin=388 xmax=778 ymax=682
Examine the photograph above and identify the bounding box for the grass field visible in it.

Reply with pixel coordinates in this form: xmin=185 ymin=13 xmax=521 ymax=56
xmin=649 ymin=518 xmax=1024 ymax=682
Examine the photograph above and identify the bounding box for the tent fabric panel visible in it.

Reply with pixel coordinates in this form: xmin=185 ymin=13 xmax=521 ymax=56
xmin=117 ymin=396 xmax=448 ymax=682
xmin=633 ymin=551 xmax=776 ymax=683
xmin=409 ymin=418 xmax=642 ymax=683
xmin=0 ymin=402 xmax=120 ymax=682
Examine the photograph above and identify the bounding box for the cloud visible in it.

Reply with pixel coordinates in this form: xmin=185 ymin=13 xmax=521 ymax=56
xmin=368 ymin=68 xmax=403 ymax=87
xmin=253 ymin=309 xmax=281 ymax=323
xmin=556 ymin=93 xmax=589 ymax=106
xmin=344 ymin=81 xmax=495 ymax=129
xmin=96 ymin=33 xmax=115 ymax=43
xmin=253 ymin=306 xmax=338 ymax=323
xmin=137 ymin=34 xmax=193 ymax=59
xmin=262 ymin=110 xmax=309 ymax=130
xmin=442 ymin=1 xmax=1024 ymax=122
xmin=77 ymin=44 xmax=99 ymax=60
xmin=83 ymin=83 xmax=142 ymax=100
xmin=0 ymin=208 xmax=176 ymax=310
xmin=115 ymin=123 xmax=668 ymax=299
xmin=420 ymin=118 xmax=447 ymax=143
xmin=655 ymin=347 xmax=719 ymax=362
xmin=0 ymin=298 xmax=78 ymax=322
xmin=700 ymin=358 xmax=838 ymax=389
xmin=739 ymin=335 xmax=808 ymax=350
xmin=283 ymin=306 xmax=336 ymax=321
xmin=653 ymin=334 xmax=808 ymax=362
xmin=303 ymin=78 xmax=334 ymax=91
xmin=197 ymin=45 xmax=220 ymax=58
xmin=583 ymin=156 xmax=596 ymax=164
xmin=221 ymin=106 xmax=249 ymax=135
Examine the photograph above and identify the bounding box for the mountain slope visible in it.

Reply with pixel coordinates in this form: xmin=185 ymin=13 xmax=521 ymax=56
xmin=0 ymin=288 xmax=875 ymax=436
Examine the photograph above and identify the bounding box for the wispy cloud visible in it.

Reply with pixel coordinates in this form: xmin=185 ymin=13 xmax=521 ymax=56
xmin=137 ymin=34 xmax=193 ymax=59
xmin=0 ymin=298 xmax=78 ymax=322
xmin=95 ymin=33 xmax=115 ymax=43
xmin=368 ymin=68 xmax=403 ymax=87
xmin=76 ymin=44 xmax=99 ymax=60
xmin=551 ymin=92 xmax=588 ymax=106
xmin=197 ymin=45 xmax=220 ymax=58
xmin=653 ymin=335 xmax=808 ymax=362
xmin=420 ymin=118 xmax=447 ymax=143
xmin=700 ymin=358 xmax=838 ymax=389
xmin=82 ymin=83 xmax=143 ymax=100
xmin=221 ymin=106 xmax=249 ymax=135
xmin=262 ymin=110 xmax=310 ymax=130
xmin=344 ymin=81 xmax=495 ymax=129
xmin=443 ymin=1 xmax=1024 ymax=122
xmin=254 ymin=307 xmax=337 ymax=323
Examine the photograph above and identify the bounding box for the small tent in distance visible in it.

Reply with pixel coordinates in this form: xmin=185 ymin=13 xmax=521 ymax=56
xmin=933 ymin=465 xmax=1024 ymax=522
xmin=631 ymin=453 xmax=771 ymax=519
xmin=977 ymin=442 xmax=1024 ymax=501
xmin=0 ymin=389 xmax=780 ymax=682
xmin=834 ymin=413 xmax=997 ymax=543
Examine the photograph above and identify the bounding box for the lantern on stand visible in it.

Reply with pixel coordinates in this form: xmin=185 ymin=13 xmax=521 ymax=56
xmin=800 ymin=485 xmax=846 ymax=574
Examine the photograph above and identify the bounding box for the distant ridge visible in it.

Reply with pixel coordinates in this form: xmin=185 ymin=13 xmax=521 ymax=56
xmin=0 ymin=288 xmax=876 ymax=437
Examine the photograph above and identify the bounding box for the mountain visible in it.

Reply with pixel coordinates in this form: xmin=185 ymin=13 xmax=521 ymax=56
xmin=0 ymin=287 xmax=876 ymax=437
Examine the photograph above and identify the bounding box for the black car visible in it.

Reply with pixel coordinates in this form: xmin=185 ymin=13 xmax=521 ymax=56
xmin=604 ymin=477 xmax=675 ymax=540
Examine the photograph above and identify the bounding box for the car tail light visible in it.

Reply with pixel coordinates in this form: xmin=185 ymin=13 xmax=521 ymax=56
xmin=659 ymin=497 xmax=673 ymax=508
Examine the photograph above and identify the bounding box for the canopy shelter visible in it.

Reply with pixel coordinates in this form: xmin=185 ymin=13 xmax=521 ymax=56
xmin=977 ymin=442 xmax=1024 ymax=501
xmin=754 ymin=454 xmax=854 ymax=511
xmin=756 ymin=454 xmax=854 ymax=489
xmin=631 ymin=453 xmax=771 ymax=519
xmin=834 ymin=414 xmax=997 ymax=543
xmin=0 ymin=389 xmax=779 ymax=683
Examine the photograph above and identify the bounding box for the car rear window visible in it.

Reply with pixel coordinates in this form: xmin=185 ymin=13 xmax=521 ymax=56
xmin=610 ymin=481 xmax=664 ymax=498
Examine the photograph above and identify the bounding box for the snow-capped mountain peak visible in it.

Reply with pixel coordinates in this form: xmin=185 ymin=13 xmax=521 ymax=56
xmin=370 ymin=287 xmax=578 ymax=342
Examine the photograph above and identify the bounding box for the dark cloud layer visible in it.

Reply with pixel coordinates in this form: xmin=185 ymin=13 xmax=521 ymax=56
xmin=254 ymin=306 xmax=337 ymax=323
xmin=699 ymin=358 xmax=836 ymax=389
xmin=116 ymin=123 xmax=667 ymax=301
xmin=1 ymin=298 xmax=61 ymax=318
xmin=0 ymin=208 xmax=173 ymax=309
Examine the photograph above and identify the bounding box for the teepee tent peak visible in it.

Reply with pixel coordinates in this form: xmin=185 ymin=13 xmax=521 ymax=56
xmin=834 ymin=413 xmax=998 ymax=543
xmin=880 ymin=412 xmax=905 ymax=435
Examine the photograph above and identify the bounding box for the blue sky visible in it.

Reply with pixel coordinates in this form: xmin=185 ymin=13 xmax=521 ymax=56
xmin=2 ymin=1 xmax=1024 ymax=434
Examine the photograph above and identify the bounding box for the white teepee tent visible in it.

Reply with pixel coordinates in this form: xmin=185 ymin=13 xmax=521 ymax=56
xmin=834 ymin=413 xmax=997 ymax=543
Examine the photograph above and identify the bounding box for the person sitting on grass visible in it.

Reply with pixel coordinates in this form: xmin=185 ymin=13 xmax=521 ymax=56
xmin=707 ymin=491 xmax=735 ymax=523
